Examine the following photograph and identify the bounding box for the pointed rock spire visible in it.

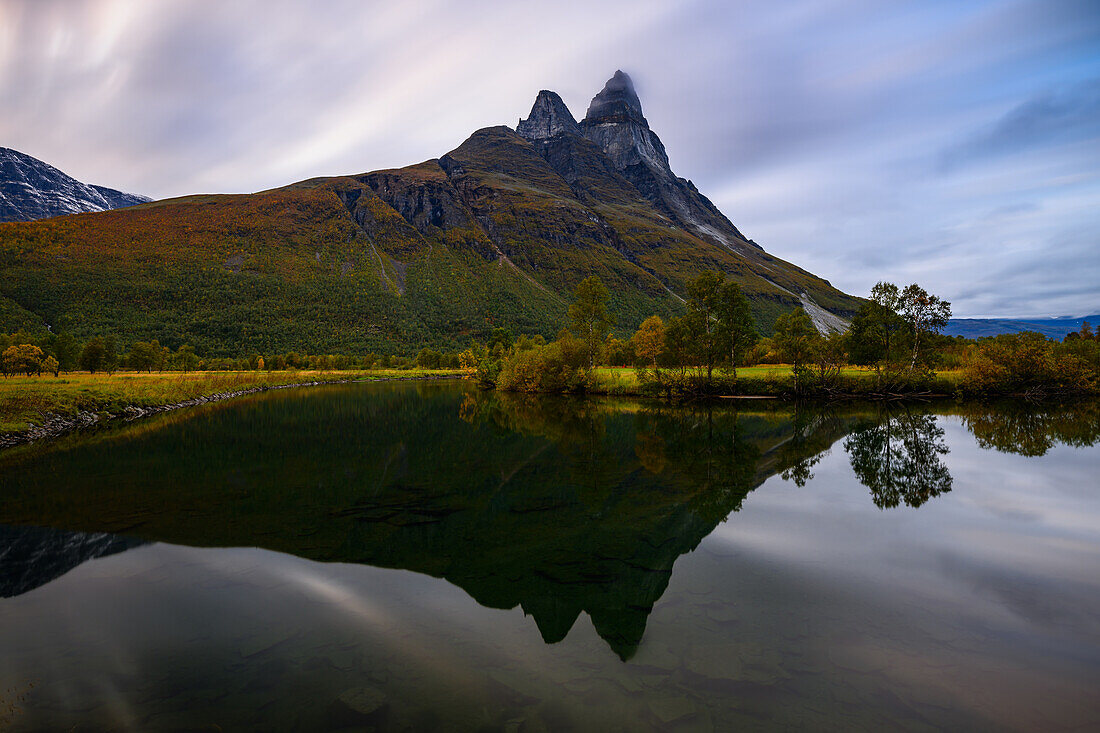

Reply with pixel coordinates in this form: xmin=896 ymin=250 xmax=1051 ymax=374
xmin=516 ymin=90 xmax=581 ymax=141
xmin=578 ymin=71 xmax=749 ymax=248
xmin=582 ymin=70 xmax=646 ymax=126
xmin=580 ymin=70 xmax=670 ymax=173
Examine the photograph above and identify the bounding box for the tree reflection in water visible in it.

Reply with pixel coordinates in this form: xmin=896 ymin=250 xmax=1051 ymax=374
xmin=961 ymin=400 xmax=1100 ymax=456
xmin=844 ymin=407 xmax=953 ymax=509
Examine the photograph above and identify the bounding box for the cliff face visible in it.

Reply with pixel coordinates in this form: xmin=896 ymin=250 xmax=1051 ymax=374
xmin=575 ymin=70 xmax=752 ymax=251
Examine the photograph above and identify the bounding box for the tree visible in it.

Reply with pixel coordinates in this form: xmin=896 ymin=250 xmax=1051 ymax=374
xmin=79 ymin=337 xmax=108 ymax=373
xmin=171 ymin=344 xmax=200 ymax=372
xmin=2 ymin=344 xmax=44 ymax=376
xmin=54 ymin=332 xmax=81 ymax=372
xmin=847 ymin=282 xmax=907 ymax=374
xmin=568 ymin=276 xmax=614 ymax=370
xmin=898 ymin=284 xmax=951 ymax=370
xmin=487 ymin=328 xmax=514 ymax=353
xmin=416 ymin=348 xmax=442 ymax=368
xmin=810 ymin=331 xmax=847 ymax=383
xmin=683 ymin=271 xmax=758 ymax=382
xmin=633 ymin=315 xmax=665 ymax=367
xmin=720 ymin=282 xmax=758 ymax=379
xmin=772 ymin=308 xmax=817 ymax=370
xmin=126 ymin=341 xmax=160 ymax=372
xmin=102 ymin=335 xmax=119 ymax=374
xmin=43 ymin=354 xmax=60 ymax=377
xmin=605 ymin=337 xmax=634 ymax=366
xmin=662 ymin=316 xmax=693 ymax=377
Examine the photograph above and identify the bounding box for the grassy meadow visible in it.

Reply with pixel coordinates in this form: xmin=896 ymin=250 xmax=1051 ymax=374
xmin=591 ymin=365 xmax=964 ymax=396
xmin=0 ymin=369 xmax=465 ymax=433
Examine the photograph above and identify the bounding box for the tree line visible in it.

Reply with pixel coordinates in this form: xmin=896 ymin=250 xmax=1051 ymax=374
xmin=0 ymin=330 xmax=470 ymax=378
xmin=475 ymin=272 xmax=1099 ymax=396
xmin=4 ymin=273 xmax=1098 ymax=396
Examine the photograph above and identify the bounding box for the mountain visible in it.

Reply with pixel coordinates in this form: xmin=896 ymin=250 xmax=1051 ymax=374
xmin=0 ymin=523 xmax=144 ymax=598
xmin=0 ymin=147 xmax=151 ymax=223
xmin=0 ymin=72 xmax=859 ymax=354
xmin=944 ymin=314 xmax=1100 ymax=339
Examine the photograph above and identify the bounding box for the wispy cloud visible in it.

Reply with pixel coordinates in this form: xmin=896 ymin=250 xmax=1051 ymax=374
xmin=938 ymin=80 xmax=1100 ymax=172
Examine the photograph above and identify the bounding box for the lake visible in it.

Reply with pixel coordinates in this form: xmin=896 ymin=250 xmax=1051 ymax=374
xmin=0 ymin=381 xmax=1098 ymax=731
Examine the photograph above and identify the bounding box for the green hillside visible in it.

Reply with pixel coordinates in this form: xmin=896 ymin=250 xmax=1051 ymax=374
xmin=0 ymin=88 xmax=860 ymax=355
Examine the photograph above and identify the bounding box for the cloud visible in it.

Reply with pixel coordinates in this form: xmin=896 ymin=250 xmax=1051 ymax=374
xmin=938 ymin=80 xmax=1100 ymax=172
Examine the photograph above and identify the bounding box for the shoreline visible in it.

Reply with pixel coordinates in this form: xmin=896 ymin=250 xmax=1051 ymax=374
xmin=0 ymin=373 xmax=464 ymax=452
xmin=4 ymin=372 xmax=1094 ymax=453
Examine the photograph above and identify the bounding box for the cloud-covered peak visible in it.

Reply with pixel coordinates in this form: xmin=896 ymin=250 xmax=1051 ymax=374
xmin=584 ymin=70 xmax=646 ymax=125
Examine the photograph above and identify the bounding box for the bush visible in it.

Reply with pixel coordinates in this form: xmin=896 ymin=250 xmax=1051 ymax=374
xmin=497 ymin=342 xmax=588 ymax=393
xmin=962 ymin=332 xmax=1097 ymax=395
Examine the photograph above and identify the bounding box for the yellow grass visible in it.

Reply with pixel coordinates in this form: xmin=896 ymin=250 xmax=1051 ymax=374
xmin=0 ymin=369 xmax=464 ymax=433
xmin=592 ymin=365 xmax=963 ymax=393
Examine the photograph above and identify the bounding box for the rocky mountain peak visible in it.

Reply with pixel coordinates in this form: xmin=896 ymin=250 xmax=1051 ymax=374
xmin=583 ymin=70 xmax=646 ymax=126
xmin=516 ymin=90 xmax=581 ymax=141
xmin=575 ymin=72 xmax=752 ymax=252
xmin=579 ymin=71 xmax=670 ymax=175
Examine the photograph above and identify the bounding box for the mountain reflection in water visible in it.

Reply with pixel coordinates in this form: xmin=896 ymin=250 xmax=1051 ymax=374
xmin=1 ymin=384 xmax=1096 ymax=661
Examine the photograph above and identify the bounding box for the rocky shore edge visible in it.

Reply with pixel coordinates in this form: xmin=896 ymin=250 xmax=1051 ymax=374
xmin=0 ymin=375 xmax=459 ymax=452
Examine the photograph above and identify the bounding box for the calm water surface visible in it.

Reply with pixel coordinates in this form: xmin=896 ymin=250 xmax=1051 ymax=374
xmin=0 ymin=381 xmax=1098 ymax=731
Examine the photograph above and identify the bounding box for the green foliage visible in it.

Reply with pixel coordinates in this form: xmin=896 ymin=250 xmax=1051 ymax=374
xmin=568 ymin=275 xmax=614 ymax=369
xmin=847 ymin=283 xmax=908 ymax=369
xmin=78 ymin=337 xmax=108 ymax=374
xmin=772 ymin=308 xmax=817 ymax=369
xmin=125 ymin=340 xmax=168 ymax=372
xmin=639 ymin=271 xmax=758 ymax=394
xmin=497 ymin=340 xmax=589 ymax=393
xmin=684 ymin=271 xmax=757 ymax=381
xmin=172 ymin=344 xmax=200 ymax=372
xmin=416 ymin=348 xmax=443 ymax=369
xmin=54 ymin=332 xmax=81 ymax=372
xmin=845 ymin=281 xmax=951 ymax=388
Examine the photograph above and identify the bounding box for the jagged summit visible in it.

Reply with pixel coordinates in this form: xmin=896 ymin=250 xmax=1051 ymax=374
xmin=579 ymin=71 xmax=672 ymax=175
xmin=517 ymin=90 xmax=581 ymax=140
xmin=583 ymin=70 xmax=647 ymax=126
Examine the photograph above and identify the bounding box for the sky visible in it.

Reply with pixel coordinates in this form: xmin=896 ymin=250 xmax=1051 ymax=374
xmin=1 ymin=0 xmax=1097 ymax=318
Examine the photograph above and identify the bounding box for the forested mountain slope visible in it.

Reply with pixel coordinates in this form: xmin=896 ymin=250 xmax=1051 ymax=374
xmin=0 ymin=72 xmax=859 ymax=354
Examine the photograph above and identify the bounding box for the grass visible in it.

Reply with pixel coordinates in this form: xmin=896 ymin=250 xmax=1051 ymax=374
xmin=0 ymin=369 xmax=465 ymax=433
xmin=591 ymin=365 xmax=964 ymax=395
xmin=1 ymin=363 xmax=969 ymax=436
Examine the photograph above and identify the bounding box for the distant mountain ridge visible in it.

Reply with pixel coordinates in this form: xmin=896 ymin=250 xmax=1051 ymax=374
xmin=0 ymin=146 xmax=151 ymax=223
xmin=944 ymin=315 xmax=1100 ymax=339
xmin=0 ymin=72 xmax=859 ymax=354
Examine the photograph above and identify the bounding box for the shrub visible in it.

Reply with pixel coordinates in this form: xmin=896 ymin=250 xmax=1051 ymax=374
xmin=497 ymin=342 xmax=588 ymax=393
